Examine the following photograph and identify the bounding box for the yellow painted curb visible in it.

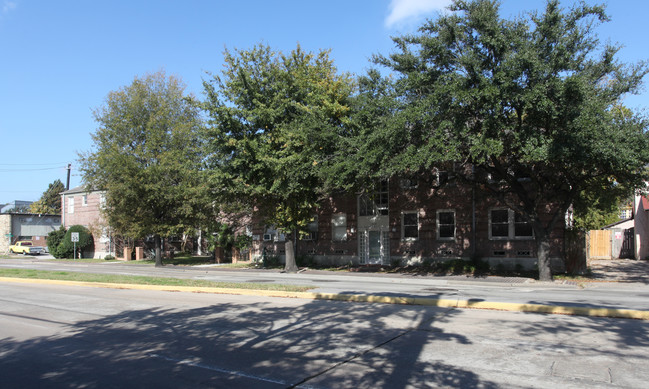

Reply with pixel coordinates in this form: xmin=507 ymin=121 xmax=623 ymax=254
xmin=2 ymin=277 xmax=648 ymax=320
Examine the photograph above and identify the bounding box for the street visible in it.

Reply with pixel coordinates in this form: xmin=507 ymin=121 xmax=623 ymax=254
xmin=2 ymin=257 xmax=649 ymax=312
xmin=1 ymin=281 xmax=648 ymax=388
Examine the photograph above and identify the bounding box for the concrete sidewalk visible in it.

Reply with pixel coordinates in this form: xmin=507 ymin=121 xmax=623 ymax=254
xmin=2 ymin=273 xmax=648 ymax=320
xmin=588 ymin=258 xmax=649 ymax=283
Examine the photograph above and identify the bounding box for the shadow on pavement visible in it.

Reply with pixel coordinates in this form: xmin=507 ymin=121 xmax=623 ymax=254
xmin=0 ymin=296 xmax=497 ymax=388
xmin=588 ymin=259 xmax=649 ymax=284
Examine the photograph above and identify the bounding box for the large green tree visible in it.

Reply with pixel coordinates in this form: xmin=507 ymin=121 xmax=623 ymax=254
xmin=79 ymin=71 xmax=205 ymax=266
xmin=30 ymin=179 xmax=65 ymax=214
xmin=203 ymin=43 xmax=354 ymax=272
xmin=343 ymin=0 xmax=648 ymax=280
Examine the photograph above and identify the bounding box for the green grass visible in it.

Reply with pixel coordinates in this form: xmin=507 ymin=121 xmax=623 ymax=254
xmin=133 ymin=255 xmax=220 ymax=266
xmin=554 ymin=269 xmax=597 ymax=282
xmin=45 ymin=257 xmax=120 ymax=263
xmin=218 ymin=262 xmax=258 ymax=268
xmin=0 ymin=268 xmax=314 ymax=292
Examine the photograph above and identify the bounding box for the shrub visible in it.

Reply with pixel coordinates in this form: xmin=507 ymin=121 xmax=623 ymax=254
xmin=296 ymin=255 xmax=314 ymax=267
xmin=47 ymin=227 xmax=67 ymax=258
xmin=264 ymin=255 xmax=281 ymax=267
xmin=514 ymin=263 xmax=524 ymax=274
xmin=471 ymin=256 xmax=490 ymax=273
xmin=494 ymin=263 xmax=506 ymax=274
xmin=57 ymin=225 xmax=94 ymax=259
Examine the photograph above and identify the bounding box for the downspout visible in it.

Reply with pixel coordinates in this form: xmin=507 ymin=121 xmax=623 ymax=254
xmin=61 ymin=194 xmax=65 ymax=227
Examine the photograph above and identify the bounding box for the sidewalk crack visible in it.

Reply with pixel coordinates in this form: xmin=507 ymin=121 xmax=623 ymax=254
xmin=288 ymin=308 xmax=453 ymax=388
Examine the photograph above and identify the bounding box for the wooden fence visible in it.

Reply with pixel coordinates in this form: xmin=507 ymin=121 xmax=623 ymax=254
xmin=586 ymin=228 xmax=635 ymax=260
xmin=588 ymin=230 xmax=612 ymax=259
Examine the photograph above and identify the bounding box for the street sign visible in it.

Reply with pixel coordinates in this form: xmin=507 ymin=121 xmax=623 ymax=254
xmin=71 ymin=232 xmax=80 ymax=242
xmin=4 ymin=234 xmax=12 ymax=238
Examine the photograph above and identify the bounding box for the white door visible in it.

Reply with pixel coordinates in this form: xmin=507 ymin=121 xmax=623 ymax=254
xmin=360 ymin=230 xmax=389 ymax=265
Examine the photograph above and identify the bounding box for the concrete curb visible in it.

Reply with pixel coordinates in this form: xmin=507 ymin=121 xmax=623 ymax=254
xmin=2 ymin=277 xmax=648 ymax=320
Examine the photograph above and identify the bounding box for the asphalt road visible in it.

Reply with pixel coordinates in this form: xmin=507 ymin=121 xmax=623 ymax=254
xmin=2 ymin=257 xmax=649 ymax=312
xmin=1 ymin=281 xmax=648 ymax=388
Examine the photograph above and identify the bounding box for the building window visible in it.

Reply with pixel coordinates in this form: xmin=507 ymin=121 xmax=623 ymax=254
xmin=490 ymin=209 xmax=509 ymax=238
xmin=332 ymin=213 xmax=347 ymax=241
xmin=359 ymin=180 xmax=389 ymax=216
xmin=401 ymin=211 xmax=419 ymax=240
xmin=432 ymin=169 xmax=448 ymax=187
xmin=399 ymin=178 xmax=418 ymax=189
xmin=68 ymin=197 xmax=74 ymax=214
xmin=619 ymin=207 xmax=632 ymax=220
xmin=264 ymin=226 xmax=285 ymax=242
xmin=489 ymin=208 xmax=533 ymax=239
xmin=82 ymin=195 xmax=88 ymax=206
xmin=437 ymin=210 xmax=456 ymax=240
xmin=303 ymin=216 xmax=318 ymax=241
xmin=514 ymin=213 xmax=533 ymax=238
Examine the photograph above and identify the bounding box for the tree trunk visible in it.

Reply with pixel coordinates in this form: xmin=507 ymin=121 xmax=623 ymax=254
xmin=536 ymin=232 xmax=553 ymax=281
xmin=284 ymin=240 xmax=298 ymax=273
xmin=154 ymin=234 xmax=163 ymax=267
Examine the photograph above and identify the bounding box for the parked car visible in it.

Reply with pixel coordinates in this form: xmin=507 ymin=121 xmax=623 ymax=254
xmin=9 ymin=241 xmax=44 ymax=255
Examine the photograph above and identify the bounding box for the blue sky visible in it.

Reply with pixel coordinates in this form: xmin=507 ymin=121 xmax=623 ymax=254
xmin=1 ymin=0 xmax=647 ymax=205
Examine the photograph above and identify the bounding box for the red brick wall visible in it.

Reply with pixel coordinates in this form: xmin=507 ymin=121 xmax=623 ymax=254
xmin=249 ymin=177 xmax=564 ymax=268
xmin=62 ymin=191 xmax=106 ymax=229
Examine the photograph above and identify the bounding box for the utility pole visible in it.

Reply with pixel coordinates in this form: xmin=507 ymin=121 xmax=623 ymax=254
xmin=66 ymin=164 xmax=71 ymax=190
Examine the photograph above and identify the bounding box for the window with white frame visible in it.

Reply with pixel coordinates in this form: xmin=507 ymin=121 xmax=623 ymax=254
xmin=68 ymin=197 xmax=74 ymax=214
xmin=331 ymin=213 xmax=347 ymax=241
xmin=489 ymin=208 xmax=533 ymax=239
xmin=263 ymin=226 xmax=285 ymax=242
xmin=401 ymin=211 xmax=419 ymax=240
xmin=437 ymin=210 xmax=456 ymax=240
xmin=82 ymin=195 xmax=88 ymax=206
xmin=264 ymin=226 xmax=286 ymax=242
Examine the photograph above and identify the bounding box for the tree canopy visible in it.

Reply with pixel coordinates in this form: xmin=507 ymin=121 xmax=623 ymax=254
xmin=30 ymin=179 xmax=65 ymax=214
xmin=79 ymin=70 xmax=205 ymax=266
xmin=334 ymin=0 xmax=649 ymax=279
xmin=203 ymin=43 xmax=354 ymax=271
xmin=74 ymin=0 xmax=649 ymax=277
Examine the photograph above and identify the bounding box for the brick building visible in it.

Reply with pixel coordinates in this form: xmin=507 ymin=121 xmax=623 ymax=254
xmin=60 ymin=186 xmax=113 ymax=258
xmin=250 ymin=177 xmax=565 ymax=271
xmin=0 ymin=213 xmax=60 ymax=254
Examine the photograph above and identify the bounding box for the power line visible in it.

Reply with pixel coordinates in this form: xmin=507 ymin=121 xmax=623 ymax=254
xmin=0 ymin=166 xmax=67 ymax=172
xmin=0 ymin=161 xmax=69 ymax=166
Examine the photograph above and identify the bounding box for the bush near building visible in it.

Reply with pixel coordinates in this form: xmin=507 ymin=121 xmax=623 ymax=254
xmin=48 ymin=225 xmax=94 ymax=259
